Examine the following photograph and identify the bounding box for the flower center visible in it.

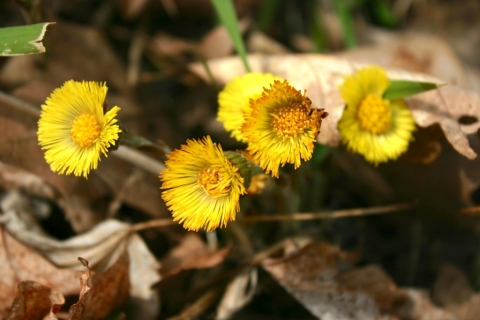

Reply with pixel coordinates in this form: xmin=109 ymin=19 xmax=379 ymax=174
xmin=71 ymin=113 xmax=101 ymax=147
xmin=272 ymin=104 xmax=312 ymax=139
xmin=198 ymin=165 xmax=230 ymax=198
xmin=357 ymin=94 xmax=392 ymax=134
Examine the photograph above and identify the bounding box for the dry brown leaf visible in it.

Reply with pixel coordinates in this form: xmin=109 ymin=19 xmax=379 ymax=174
xmin=447 ymin=294 xmax=480 ymax=320
xmin=396 ymin=289 xmax=457 ymax=320
xmin=261 ymin=239 xmax=409 ymax=320
xmin=0 ymin=193 xmax=160 ymax=318
xmin=189 ymin=53 xmax=479 ymax=160
xmin=161 ymin=233 xmax=230 ymax=278
xmin=147 ymin=20 xmax=249 ymax=64
xmin=433 ymin=264 xmax=474 ymax=307
xmin=5 ymin=280 xmax=64 ymax=320
xmin=247 ymin=30 xmax=290 ymax=55
xmin=116 ymin=0 xmax=150 ymax=19
xmin=0 ymin=228 xmax=79 ymax=317
xmin=0 ymin=162 xmax=59 ymax=201
xmin=68 ymin=254 xmax=130 ymax=320
xmin=432 ymin=264 xmax=480 ymax=320
xmin=344 ymin=31 xmax=468 ymax=87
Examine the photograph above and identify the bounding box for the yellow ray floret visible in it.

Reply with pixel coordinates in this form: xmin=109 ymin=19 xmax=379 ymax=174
xmin=337 ymin=66 xmax=416 ymax=165
xmin=241 ymin=80 xmax=328 ymax=178
xmin=218 ymin=72 xmax=283 ymax=142
xmin=160 ymin=136 xmax=247 ymax=232
xmin=37 ymin=80 xmax=121 ymax=178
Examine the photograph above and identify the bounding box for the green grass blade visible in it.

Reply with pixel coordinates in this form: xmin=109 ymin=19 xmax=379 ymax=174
xmin=0 ymin=22 xmax=55 ymax=56
xmin=383 ymin=80 xmax=437 ymax=100
xmin=334 ymin=0 xmax=357 ymax=49
xmin=210 ymin=0 xmax=251 ymax=72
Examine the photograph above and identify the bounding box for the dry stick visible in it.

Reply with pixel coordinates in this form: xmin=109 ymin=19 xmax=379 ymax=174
xmin=130 ymin=202 xmax=414 ymax=232
xmin=0 ymin=91 xmax=40 ymax=117
xmin=0 ymin=90 xmax=165 ymax=174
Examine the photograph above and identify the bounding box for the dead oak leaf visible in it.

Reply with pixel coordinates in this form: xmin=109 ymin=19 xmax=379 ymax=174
xmin=0 ymin=228 xmax=79 ymax=317
xmin=5 ymin=280 xmax=64 ymax=320
xmin=161 ymin=233 xmax=230 ymax=278
xmin=68 ymin=254 xmax=130 ymax=320
xmin=261 ymin=239 xmax=406 ymax=320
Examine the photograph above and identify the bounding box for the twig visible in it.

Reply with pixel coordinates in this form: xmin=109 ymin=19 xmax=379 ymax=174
xmin=130 ymin=202 xmax=414 ymax=232
xmin=0 ymin=91 xmax=40 ymax=117
xmin=113 ymin=145 xmax=165 ymax=175
xmin=168 ymin=289 xmax=220 ymax=320
xmin=238 ymin=202 xmax=413 ymax=222
xmin=107 ymin=168 xmax=145 ymax=218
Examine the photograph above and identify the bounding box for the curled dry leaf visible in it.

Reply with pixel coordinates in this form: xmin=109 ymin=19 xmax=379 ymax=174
xmin=396 ymin=289 xmax=457 ymax=320
xmin=0 ymin=228 xmax=78 ymax=317
xmin=432 ymin=264 xmax=480 ymax=320
xmin=190 ymin=53 xmax=480 ymax=160
xmin=161 ymin=233 xmax=230 ymax=278
xmin=68 ymin=254 xmax=130 ymax=320
xmin=0 ymin=195 xmax=160 ymax=319
xmin=261 ymin=239 xmax=407 ymax=320
xmin=5 ymin=280 xmax=64 ymax=320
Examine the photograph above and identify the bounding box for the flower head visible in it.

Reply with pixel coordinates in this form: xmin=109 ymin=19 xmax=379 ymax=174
xmin=217 ymin=73 xmax=283 ymax=142
xmin=337 ymin=66 xmax=416 ymax=164
xmin=37 ymin=80 xmax=121 ymax=178
xmin=160 ymin=136 xmax=249 ymax=232
xmin=241 ymin=80 xmax=327 ymax=178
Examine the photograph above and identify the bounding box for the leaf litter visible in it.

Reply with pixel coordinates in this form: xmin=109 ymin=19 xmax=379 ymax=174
xmin=1 ymin=1 xmax=480 ymax=319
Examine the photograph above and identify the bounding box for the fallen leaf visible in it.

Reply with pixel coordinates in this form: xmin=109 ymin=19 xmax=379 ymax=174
xmin=5 ymin=280 xmax=64 ymax=320
xmin=0 ymin=228 xmax=78 ymax=317
xmin=116 ymin=0 xmax=150 ymax=19
xmin=247 ymin=30 xmax=290 ymax=55
xmin=433 ymin=264 xmax=474 ymax=307
xmin=432 ymin=264 xmax=480 ymax=320
xmin=189 ymin=53 xmax=479 ymax=160
xmin=396 ymin=289 xmax=457 ymax=320
xmin=1 ymin=192 xmax=160 ymax=318
xmin=161 ymin=233 xmax=230 ymax=278
xmin=261 ymin=239 xmax=408 ymax=319
xmin=68 ymin=254 xmax=130 ymax=320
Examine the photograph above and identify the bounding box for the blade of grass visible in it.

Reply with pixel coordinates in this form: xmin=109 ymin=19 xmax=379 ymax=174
xmin=210 ymin=0 xmax=251 ymax=72
xmin=334 ymin=0 xmax=357 ymax=49
xmin=0 ymin=22 xmax=55 ymax=56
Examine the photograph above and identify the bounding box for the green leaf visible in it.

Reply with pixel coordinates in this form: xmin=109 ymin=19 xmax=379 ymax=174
xmin=210 ymin=0 xmax=251 ymax=72
xmin=0 ymin=22 xmax=55 ymax=56
xmin=383 ymin=80 xmax=437 ymax=100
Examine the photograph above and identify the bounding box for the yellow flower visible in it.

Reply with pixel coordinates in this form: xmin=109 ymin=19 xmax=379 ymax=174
xmin=217 ymin=72 xmax=283 ymax=142
xmin=337 ymin=66 xmax=416 ymax=164
xmin=160 ymin=136 xmax=248 ymax=232
xmin=37 ymin=80 xmax=121 ymax=178
xmin=241 ymin=80 xmax=328 ymax=178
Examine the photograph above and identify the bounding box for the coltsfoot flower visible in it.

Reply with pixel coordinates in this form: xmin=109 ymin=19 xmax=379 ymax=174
xmin=37 ymin=80 xmax=121 ymax=178
xmin=217 ymin=72 xmax=283 ymax=142
xmin=337 ymin=66 xmax=416 ymax=164
xmin=241 ymin=80 xmax=328 ymax=178
xmin=160 ymin=136 xmax=250 ymax=232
